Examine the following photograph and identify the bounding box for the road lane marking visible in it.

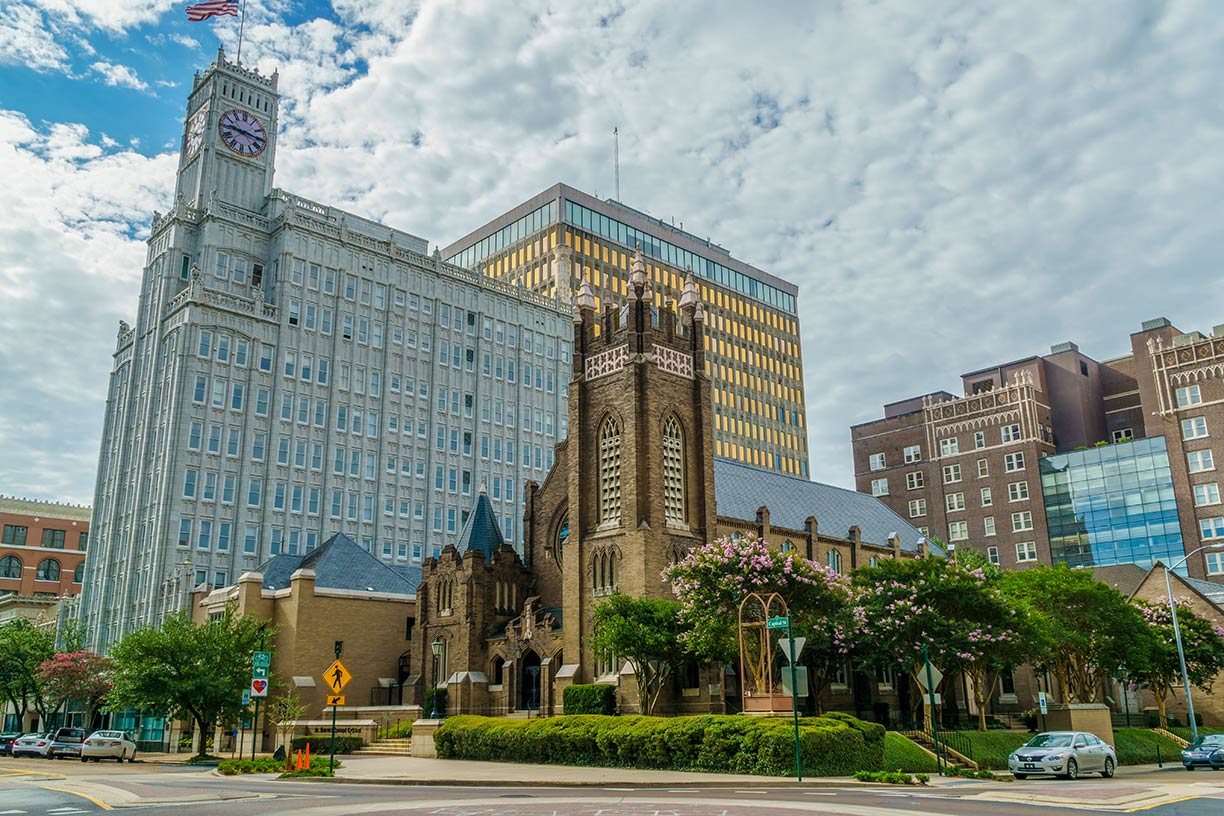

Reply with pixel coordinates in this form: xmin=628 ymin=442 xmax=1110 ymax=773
xmin=1126 ymin=795 xmax=1203 ymax=812
xmin=35 ymin=786 xmax=112 ymax=811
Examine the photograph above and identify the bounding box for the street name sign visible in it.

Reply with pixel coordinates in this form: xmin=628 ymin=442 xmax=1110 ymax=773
xmin=766 ymin=615 xmax=791 ymax=630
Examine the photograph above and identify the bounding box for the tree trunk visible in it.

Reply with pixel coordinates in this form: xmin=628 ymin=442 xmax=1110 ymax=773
xmin=1155 ymin=690 xmax=1168 ymax=729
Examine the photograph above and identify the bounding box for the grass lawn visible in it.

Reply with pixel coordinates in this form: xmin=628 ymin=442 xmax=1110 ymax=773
xmin=883 ymin=732 xmax=939 ymax=773
xmin=1169 ymin=726 xmax=1224 ymax=743
xmin=945 ymin=731 xmax=1030 ymax=770
xmin=1113 ymin=728 xmax=1185 ymax=766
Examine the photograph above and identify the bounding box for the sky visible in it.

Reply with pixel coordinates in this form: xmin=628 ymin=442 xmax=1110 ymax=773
xmin=2 ymin=1 xmax=1224 ymax=506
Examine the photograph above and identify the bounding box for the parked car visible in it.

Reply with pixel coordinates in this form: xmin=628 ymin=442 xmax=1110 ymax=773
xmin=10 ymin=732 xmax=54 ymax=758
xmin=1008 ymin=731 xmax=1117 ymax=780
xmin=1182 ymin=734 xmax=1224 ymax=771
xmin=47 ymin=726 xmax=86 ymax=760
xmin=81 ymin=730 xmax=137 ymax=763
xmin=0 ymin=733 xmax=20 ymax=756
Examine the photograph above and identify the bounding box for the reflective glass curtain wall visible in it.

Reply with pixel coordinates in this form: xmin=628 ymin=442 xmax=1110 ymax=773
xmin=1040 ymin=436 xmax=1184 ymax=570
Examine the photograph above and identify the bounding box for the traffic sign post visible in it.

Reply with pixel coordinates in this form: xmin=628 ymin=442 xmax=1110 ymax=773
xmin=324 ymin=644 xmax=349 ymax=775
xmin=923 ymin=643 xmax=943 ymax=775
xmin=785 ymin=616 xmax=802 ymax=781
xmin=249 ymin=632 xmax=268 ymax=761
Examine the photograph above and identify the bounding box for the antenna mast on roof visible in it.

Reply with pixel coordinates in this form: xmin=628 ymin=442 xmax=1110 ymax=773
xmin=613 ymin=126 xmax=621 ymax=202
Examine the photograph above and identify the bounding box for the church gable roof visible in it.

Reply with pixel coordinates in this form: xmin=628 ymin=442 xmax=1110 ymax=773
xmin=257 ymin=532 xmax=417 ymax=595
xmin=456 ymin=490 xmax=507 ymax=561
xmin=712 ymin=458 xmax=933 ymax=552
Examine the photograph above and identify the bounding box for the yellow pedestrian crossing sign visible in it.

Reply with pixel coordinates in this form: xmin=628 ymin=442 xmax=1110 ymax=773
xmin=323 ymin=659 xmax=351 ymax=694
xmin=326 ymin=694 xmax=346 ymax=706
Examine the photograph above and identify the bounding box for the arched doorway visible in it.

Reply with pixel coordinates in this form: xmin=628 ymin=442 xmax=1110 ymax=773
xmin=519 ymin=650 xmax=542 ymax=711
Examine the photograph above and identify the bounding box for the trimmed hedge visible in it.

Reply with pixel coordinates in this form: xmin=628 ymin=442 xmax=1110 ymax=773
xmin=218 ymin=757 xmax=285 ymax=775
xmin=564 ymin=684 xmax=617 ymax=715
xmin=883 ymin=732 xmax=939 ymax=773
xmin=435 ymin=713 xmax=885 ymax=777
xmin=290 ymin=735 xmax=363 ymax=754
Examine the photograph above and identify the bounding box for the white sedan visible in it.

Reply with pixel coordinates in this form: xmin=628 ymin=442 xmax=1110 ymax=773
xmin=81 ymin=730 xmax=137 ymax=762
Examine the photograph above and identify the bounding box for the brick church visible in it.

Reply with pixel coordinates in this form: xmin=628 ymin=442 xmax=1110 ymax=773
xmin=407 ymin=250 xmax=931 ymax=716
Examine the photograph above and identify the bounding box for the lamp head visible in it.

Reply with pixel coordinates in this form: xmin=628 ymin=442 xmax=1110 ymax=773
xmin=431 ymin=638 xmax=443 ymax=656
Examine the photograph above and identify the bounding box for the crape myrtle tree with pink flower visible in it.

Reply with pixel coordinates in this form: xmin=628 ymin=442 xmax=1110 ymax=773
xmin=662 ymin=534 xmax=853 ymax=711
xmin=36 ymin=651 xmax=115 ymax=730
xmin=1131 ymin=599 xmax=1224 ymax=729
xmin=850 ymin=555 xmax=1034 ymax=732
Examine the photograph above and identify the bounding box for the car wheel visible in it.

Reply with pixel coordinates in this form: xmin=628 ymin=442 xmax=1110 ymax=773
xmin=1014 ymin=773 xmax=1027 ymax=780
xmin=1100 ymin=757 xmax=1115 ymax=779
xmin=1064 ymin=758 xmax=1079 ymax=780
xmin=129 ymin=753 xmax=137 ymax=764
xmin=1186 ymin=765 xmax=1195 ymax=772
xmin=80 ymin=757 xmax=87 ymax=763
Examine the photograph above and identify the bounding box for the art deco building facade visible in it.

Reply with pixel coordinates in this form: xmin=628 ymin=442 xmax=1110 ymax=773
xmin=442 ymin=184 xmax=809 ymax=477
xmin=852 ymin=317 xmax=1224 ymax=581
xmin=81 ymin=51 xmax=570 ymax=650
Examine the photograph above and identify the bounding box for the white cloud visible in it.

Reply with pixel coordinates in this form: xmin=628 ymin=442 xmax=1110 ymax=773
xmin=27 ymin=0 xmax=179 ymax=34
xmin=0 ymin=4 xmax=70 ymax=70
xmin=4 ymin=0 xmax=1224 ymax=504
xmin=91 ymin=60 xmax=150 ymax=91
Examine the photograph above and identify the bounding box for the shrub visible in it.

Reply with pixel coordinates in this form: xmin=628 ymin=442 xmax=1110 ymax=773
xmin=884 ymin=732 xmax=938 ymax=773
xmin=280 ymin=757 xmax=340 ymax=778
xmin=564 ymin=684 xmax=617 ymax=715
xmin=854 ymin=770 xmax=923 ymax=784
xmin=290 ymin=735 xmax=363 ymax=755
xmin=379 ymin=720 xmax=413 ymax=739
xmin=435 ymin=713 xmax=884 ymax=777
xmin=218 ymin=757 xmax=285 ymax=775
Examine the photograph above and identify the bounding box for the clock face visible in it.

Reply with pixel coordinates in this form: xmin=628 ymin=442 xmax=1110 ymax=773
xmin=218 ymin=108 xmax=268 ymax=158
xmin=184 ymin=107 xmax=208 ymax=158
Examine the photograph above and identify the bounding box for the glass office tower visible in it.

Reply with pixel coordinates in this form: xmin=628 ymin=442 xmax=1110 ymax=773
xmin=1040 ymin=437 xmax=1185 ymax=570
xmin=443 ymin=184 xmax=808 ymax=477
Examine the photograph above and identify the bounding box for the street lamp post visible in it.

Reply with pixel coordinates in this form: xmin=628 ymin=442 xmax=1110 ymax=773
xmin=1162 ymin=542 xmax=1224 ymax=743
xmin=430 ymin=639 xmax=443 ymax=719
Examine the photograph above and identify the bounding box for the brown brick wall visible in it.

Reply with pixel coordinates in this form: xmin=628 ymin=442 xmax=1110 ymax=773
xmin=0 ymin=503 xmax=90 ymax=598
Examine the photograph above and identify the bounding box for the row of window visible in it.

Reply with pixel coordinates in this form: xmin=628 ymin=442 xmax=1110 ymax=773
xmin=1 ymin=525 xmax=88 ymax=550
xmin=928 ymin=510 xmax=1033 ymax=538
xmin=984 ymin=542 xmax=1039 ymax=565
xmin=0 ymin=554 xmax=80 ymax=582
xmin=875 ymin=476 xmax=1031 ymax=503
xmin=868 ymin=426 xmax=1026 ymax=472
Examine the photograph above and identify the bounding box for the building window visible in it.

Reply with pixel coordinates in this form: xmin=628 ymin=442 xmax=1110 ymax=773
xmin=1194 ymin=484 xmax=1221 ymax=507
xmin=1182 ymin=417 xmax=1208 ymax=440
xmin=987 ymin=546 xmax=1000 ymax=566
xmin=946 ymin=492 xmax=965 ymax=512
xmin=906 ymin=471 xmax=924 ymax=490
xmin=1015 ymin=541 xmax=1038 ymax=563
xmin=41 ymin=529 xmax=66 ymax=549
xmin=948 ymin=521 xmax=968 ymax=541
xmin=2 ymin=525 xmax=27 ymax=546
xmin=869 ymin=452 xmax=887 ymax=471
xmin=984 ymin=516 xmax=996 ymax=536
xmin=595 ymin=649 xmax=618 ymax=679
xmin=870 ymin=478 xmax=888 ymax=497
xmin=35 ymin=558 xmax=60 ymax=582
xmin=1012 ymin=511 xmax=1033 ymax=532
xmin=827 ymin=549 xmax=843 ymax=573
xmin=594 ymin=550 xmax=618 ymax=595
xmin=903 ymin=445 xmax=921 ymax=463
xmin=0 ymin=555 xmax=21 ymax=578
xmin=1188 ymin=450 xmax=1215 ymax=473
xmin=1200 ymin=517 xmax=1224 ymax=540
xmin=977 ymin=458 xmax=989 ymax=478
xmin=1001 ymin=423 xmax=1021 ymax=443
xmin=1008 ymin=481 xmax=1029 ymax=502
xmin=599 ymin=416 xmax=622 ymax=524
xmin=662 ymin=415 xmax=686 ymax=525
xmin=1004 ymin=452 xmax=1025 ymax=472
xmin=942 ymin=464 xmax=962 ymax=484
xmin=1111 ymin=428 xmax=1133 ymax=443
xmin=939 ymin=438 xmax=958 ymax=456
xmin=981 ymin=486 xmax=993 ymax=506
xmin=973 ymin=431 xmax=985 ymax=449
xmin=1176 ymin=385 xmax=1203 ymax=408
xmin=908 ymin=499 xmax=926 ymax=518
xmin=1207 ymin=552 xmax=1224 ymax=576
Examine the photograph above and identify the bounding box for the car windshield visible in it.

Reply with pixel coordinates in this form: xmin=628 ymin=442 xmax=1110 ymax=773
xmin=1026 ymin=734 xmax=1074 ymax=748
xmin=1190 ymin=735 xmax=1224 ymax=748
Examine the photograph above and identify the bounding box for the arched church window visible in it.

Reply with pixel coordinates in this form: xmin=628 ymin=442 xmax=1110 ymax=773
xmin=662 ymin=415 xmax=686 ymax=525
xmin=827 ymin=549 xmax=843 ymax=574
xmin=599 ymin=416 xmax=622 ymax=524
xmin=556 ymin=515 xmax=569 ymax=560
xmin=781 ymin=540 xmax=795 ymax=554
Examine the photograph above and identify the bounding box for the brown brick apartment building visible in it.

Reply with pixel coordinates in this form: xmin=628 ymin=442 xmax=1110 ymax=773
xmin=852 ymin=317 xmax=1224 ymax=581
xmin=0 ymin=495 xmax=91 ymax=599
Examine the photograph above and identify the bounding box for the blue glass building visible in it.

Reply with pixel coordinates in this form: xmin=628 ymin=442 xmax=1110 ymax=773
xmin=1040 ymin=437 xmax=1184 ymax=570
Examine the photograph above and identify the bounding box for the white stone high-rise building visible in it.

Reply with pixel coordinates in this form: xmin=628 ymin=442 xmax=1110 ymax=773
xmin=82 ymin=51 xmax=571 ymax=650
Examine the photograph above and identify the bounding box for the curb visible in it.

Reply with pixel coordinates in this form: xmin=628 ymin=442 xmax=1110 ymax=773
xmin=287 ymin=776 xmax=934 ymax=790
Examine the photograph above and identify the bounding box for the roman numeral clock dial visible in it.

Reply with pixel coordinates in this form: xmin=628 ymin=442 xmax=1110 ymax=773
xmin=218 ymin=108 xmax=268 ymax=158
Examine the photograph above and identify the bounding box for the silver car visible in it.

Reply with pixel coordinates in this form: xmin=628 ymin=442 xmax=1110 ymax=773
xmin=10 ymin=732 xmax=54 ymax=758
xmin=1009 ymin=731 xmax=1117 ymax=780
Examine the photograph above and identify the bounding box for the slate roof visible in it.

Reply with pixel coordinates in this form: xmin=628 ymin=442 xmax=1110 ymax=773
xmin=456 ymin=490 xmax=507 ymax=561
xmin=712 ymin=458 xmax=937 ymax=553
xmin=1091 ymin=564 xmax=1149 ymax=598
xmin=257 ymin=532 xmax=418 ymax=595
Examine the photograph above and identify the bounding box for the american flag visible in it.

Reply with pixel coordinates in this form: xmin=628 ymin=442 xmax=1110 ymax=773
xmin=186 ymin=1 xmax=239 ymax=21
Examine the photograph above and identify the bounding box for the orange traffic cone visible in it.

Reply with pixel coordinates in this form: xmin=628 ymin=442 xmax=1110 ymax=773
xmin=294 ymin=748 xmax=302 ymax=770
xmin=304 ymin=741 xmax=311 ymax=768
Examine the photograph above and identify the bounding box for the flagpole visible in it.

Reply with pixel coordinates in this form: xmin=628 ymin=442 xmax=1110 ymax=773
xmin=236 ymin=0 xmax=249 ymax=66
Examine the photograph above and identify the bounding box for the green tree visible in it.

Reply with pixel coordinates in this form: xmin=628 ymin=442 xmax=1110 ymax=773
xmin=1133 ymin=599 xmax=1224 ymax=728
xmin=36 ymin=651 xmax=114 ymax=730
xmin=852 ymin=556 xmax=1034 ymax=731
xmin=589 ymin=594 xmax=689 ymax=716
xmin=1000 ymin=565 xmax=1148 ymax=703
xmin=267 ymin=682 xmax=307 ymax=752
xmin=108 ymin=607 xmax=267 ymax=758
xmin=0 ymin=619 xmax=55 ymax=726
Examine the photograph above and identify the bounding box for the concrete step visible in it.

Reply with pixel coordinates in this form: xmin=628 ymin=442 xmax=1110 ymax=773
xmin=357 ymin=748 xmax=413 ymax=756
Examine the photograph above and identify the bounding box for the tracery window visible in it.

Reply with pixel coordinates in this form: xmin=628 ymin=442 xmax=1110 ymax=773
xmin=593 ymin=550 xmax=618 ymax=596
xmin=599 ymin=416 xmax=622 ymax=524
xmin=662 ymin=415 xmax=686 ymax=525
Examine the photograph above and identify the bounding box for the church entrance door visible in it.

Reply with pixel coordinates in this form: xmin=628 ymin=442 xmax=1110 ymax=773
xmin=519 ymin=650 xmax=542 ymax=711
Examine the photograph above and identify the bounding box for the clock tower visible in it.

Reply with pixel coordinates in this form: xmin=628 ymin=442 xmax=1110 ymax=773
xmin=176 ymin=48 xmax=279 ymax=212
